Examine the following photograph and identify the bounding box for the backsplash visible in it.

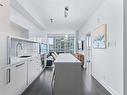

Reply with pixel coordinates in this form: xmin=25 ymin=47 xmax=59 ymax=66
xmin=10 ymin=38 xmax=39 ymax=58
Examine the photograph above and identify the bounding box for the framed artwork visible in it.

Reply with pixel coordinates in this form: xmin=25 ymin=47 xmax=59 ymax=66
xmin=92 ymin=24 xmax=107 ymax=49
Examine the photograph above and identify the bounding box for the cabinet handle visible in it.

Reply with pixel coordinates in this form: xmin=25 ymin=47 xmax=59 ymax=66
xmin=16 ymin=63 xmax=25 ymax=67
xmin=6 ymin=69 xmax=11 ymax=84
xmin=7 ymin=37 xmax=11 ymax=65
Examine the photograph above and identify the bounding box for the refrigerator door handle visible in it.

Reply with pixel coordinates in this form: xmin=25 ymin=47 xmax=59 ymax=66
xmin=7 ymin=36 xmax=11 ymax=65
xmin=6 ymin=68 xmax=11 ymax=84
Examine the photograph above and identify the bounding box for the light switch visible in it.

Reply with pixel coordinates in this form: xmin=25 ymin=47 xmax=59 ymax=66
xmin=108 ymin=41 xmax=116 ymax=47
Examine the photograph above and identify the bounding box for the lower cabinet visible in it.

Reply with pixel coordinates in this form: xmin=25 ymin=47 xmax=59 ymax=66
xmin=0 ymin=56 xmax=43 ymax=95
xmin=27 ymin=56 xmax=42 ymax=85
xmin=0 ymin=67 xmax=16 ymax=95
xmin=12 ymin=61 xmax=27 ymax=95
xmin=0 ymin=61 xmax=27 ymax=95
xmin=27 ymin=58 xmax=37 ymax=85
xmin=54 ymin=63 xmax=82 ymax=95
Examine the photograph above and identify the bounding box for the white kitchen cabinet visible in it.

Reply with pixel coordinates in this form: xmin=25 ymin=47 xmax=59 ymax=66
xmin=34 ymin=56 xmax=42 ymax=73
xmin=27 ymin=56 xmax=42 ymax=85
xmin=0 ymin=55 xmax=43 ymax=95
xmin=27 ymin=58 xmax=36 ymax=85
xmin=0 ymin=67 xmax=17 ymax=95
xmin=12 ymin=61 xmax=27 ymax=95
xmin=0 ymin=68 xmax=10 ymax=95
xmin=0 ymin=61 xmax=27 ymax=95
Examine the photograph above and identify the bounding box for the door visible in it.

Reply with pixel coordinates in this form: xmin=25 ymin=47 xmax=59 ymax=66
xmin=85 ymin=33 xmax=92 ymax=73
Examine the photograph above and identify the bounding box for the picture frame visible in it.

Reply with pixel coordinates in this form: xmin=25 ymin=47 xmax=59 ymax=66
xmin=92 ymin=24 xmax=107 ymax=49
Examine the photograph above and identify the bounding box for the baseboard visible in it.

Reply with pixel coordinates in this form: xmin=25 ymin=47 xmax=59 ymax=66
xmin=92 ymin=73 xmax=119 ymax=95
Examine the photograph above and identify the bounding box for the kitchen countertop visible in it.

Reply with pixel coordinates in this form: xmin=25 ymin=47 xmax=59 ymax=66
xmin=10 ymin=54 xmax=40 ymax=64
xmin=11 ymin=57 xmax=30 ymax=64
xmin=54 ymin=53 xmax=81 ymax=64
xmin=0 ymin=54 xmax=40 ymax=70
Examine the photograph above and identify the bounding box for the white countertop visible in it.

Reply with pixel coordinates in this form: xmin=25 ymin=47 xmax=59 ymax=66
xmin=54 ymin=53 xmax=81 ymax=63
xmin=11 ymin=57 xmax=29 ymax=64
xmin=0 ymin=54 xmax=41 ymax=70
xmin=10 ymin=54 xmax=39 ymax=64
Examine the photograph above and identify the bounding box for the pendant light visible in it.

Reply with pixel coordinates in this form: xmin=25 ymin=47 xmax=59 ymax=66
xmin=64 ymin=6 xmax=69 ymax=18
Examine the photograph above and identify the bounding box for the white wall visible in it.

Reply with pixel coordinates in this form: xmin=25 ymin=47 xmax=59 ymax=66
xmin=16 ymin=0 xmax=46 ymax=29
xmin=47 ymin=29 xmax=76 ymax=35
xmin=78 ymin=0 xmax=123 ymax=95
xmin=10 ymin=22 xmax=29 ymax=38
xmin=10 ymin=7 xmax=46 ymax=43
xmin=124 ymin=0 xmax=127 ymax=95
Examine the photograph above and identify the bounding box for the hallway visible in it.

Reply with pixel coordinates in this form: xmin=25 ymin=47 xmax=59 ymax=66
xmin=0 ymin=0 xmax=124 ymax=95
xmin=22 ymin=66 xmax=111 ymax=95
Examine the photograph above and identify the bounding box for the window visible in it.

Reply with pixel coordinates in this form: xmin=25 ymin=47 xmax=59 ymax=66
xmin=39 ymin=43 xmax=48 ymax=54
xmin=48 ymin=35 xmax=74 ymax=54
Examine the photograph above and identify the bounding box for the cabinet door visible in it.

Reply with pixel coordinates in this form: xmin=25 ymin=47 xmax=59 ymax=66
xmin=12 ymin=61 xmax=27 ymax=95
xmin=28 ymin=58 xmax=37 ymax=85
xmin=34 ymin=56 xmax=42 ymax=73
xmin=27 ymin=56 xmax=42 ymax=85
xmin=0 ymin=62 xmax=27 ymax=95
xmin=0 ymin=68 xmax=17 ymax=95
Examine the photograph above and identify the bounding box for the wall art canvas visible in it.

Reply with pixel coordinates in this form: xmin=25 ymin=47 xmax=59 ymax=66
xmin=92 ymin=24 xmax=107 ymax=49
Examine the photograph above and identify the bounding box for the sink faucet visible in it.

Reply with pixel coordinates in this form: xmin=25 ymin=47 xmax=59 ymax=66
xmin=16 ymin=42 xmax=23 ymax=57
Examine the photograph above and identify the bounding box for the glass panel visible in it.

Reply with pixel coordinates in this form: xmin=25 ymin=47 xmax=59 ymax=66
xmin=48 ymin=35 xmax=74 ymax=54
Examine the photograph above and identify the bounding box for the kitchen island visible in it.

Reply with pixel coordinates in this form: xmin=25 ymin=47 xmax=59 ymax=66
xmin=54 ymin=53 xmax=81 ymax=95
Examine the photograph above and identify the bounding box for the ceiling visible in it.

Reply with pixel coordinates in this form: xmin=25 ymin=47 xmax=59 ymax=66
xmin=17 ymin=0 xmax=105 ymax=31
